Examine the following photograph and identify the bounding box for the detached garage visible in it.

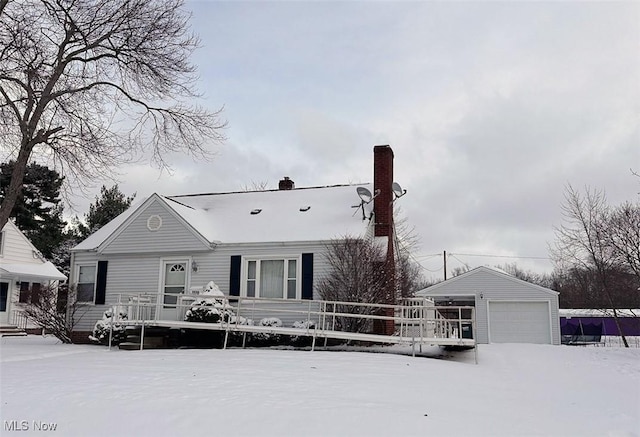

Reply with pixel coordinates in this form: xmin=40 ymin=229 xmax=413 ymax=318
xmin=416 ymin=266 xmax=561 ymax=345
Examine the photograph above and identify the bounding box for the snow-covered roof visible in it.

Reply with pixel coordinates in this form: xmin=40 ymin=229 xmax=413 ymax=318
xmin=73 ymin=184 xmax=375 ymax=250
xmin=0 ymin=261 xmax=66 ymax=281
xmin=416 ymin=266 xmax=558 ymax=296
xmin=486 ymin=266 xmax=512 ymax=276
xmin=559 ymin=309 xmax=639 ymax=318
xmin=164 ymin=183 xmax=374 ymax=244
xmin=72 ymin=201 xmax=141 ymax=251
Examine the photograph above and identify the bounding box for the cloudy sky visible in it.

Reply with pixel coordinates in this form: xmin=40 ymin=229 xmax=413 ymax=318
xmin=73 ymin=0 xmax=638 ymax=279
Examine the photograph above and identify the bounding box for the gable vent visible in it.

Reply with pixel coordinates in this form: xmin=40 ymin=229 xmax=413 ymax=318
xmin=147 ymin=214 xmax=163 ymax=231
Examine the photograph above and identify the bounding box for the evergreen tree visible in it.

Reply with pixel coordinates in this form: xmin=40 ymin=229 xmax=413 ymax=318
xmin=50 ymin=223 xmax=84 ymax=278
xmin=80 ymin=185 xmax=136 ymax=238
xmin=0 ymin=161 xmax=66 ymax=259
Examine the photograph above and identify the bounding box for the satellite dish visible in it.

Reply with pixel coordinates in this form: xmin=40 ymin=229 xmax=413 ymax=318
xmin=357 ymin=186 xmax=373 ymax=203
xmin=392 ymin=182 xmax=407 ymax=199
xmin=353 ymin=186 xmax=379 ymax=220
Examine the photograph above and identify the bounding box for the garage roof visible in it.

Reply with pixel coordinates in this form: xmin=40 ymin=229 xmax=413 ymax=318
xmin=416 ymin=266 xmax=558 ymax=297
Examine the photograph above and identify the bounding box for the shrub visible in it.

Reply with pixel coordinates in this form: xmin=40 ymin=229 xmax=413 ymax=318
xmin=89 ymin=307 xmax=128 ymax=345
xmin=292 ymin=320 xmax=316 ymax=330
xmin=185 ymin=302 xmax=233 ymax=323
xmin=184 ymin=281 xmax=235 ymax=323
xmin=227 ymin=316 xmax=254 ymax=346
xmin=252 ymin=317 xmax=283 ymax=345
xmin=290 ymin=320 xmax=316 ymax=346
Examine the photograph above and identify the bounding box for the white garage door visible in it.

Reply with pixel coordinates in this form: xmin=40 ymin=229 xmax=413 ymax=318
xmin=488 ymin=301 xmax=551 ymax=344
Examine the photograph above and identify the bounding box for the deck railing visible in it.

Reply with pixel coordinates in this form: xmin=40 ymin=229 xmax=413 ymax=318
xmin=10 ymin=309 xmax=28 ymax=330
xmin=113 ymin=292 xmax=476 ymax=351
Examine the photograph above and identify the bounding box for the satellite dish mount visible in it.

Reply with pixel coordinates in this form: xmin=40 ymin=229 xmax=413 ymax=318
xmin=352 ymin=186 xmax=379 ymax=220
xmin=391 ymin=182 xmax=407 ymax=201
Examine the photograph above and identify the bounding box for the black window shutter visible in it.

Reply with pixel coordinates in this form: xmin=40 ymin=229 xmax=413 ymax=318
xmin=229 ymin=255 xmax=241 ymax=296
xmin=19 ymin=282 xmax=30 ymax=303
xmin=95 ymin=261 xmax=108 ymax=305
xmin=0 ymin=282 xmax=8 ymax=312
xmin=301 ymin=253 xmax=313 ymax=300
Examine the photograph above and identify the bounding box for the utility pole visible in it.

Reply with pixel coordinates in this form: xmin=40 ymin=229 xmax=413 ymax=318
xmin=443 ymin=250 xmax=447 ymax=281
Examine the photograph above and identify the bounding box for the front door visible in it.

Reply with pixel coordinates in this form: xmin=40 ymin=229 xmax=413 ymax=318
xmin=0 ymin=282 xmax=10 ymax=325
xmin=159 ymin=261 xmax=188 ymax=320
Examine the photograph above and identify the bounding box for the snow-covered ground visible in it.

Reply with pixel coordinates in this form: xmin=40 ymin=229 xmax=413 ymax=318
xmin=1 ymin=336 xmax=638 ymax=437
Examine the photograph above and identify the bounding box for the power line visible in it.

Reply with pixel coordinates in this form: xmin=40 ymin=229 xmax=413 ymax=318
xmin=413 ymin=253 xmax=443 ymax=260
xmin=407 ymin=251 xmax=443 ymax=272
xmin=449 ymin=252 xmax=551 ymax=261
xmin=405 ymin=249 xmax=551 ymax=277
xmin=449 ymin=254 xmax=470 ymax=269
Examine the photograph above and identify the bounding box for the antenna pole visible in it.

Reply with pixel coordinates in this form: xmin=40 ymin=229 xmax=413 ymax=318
xmin=443 ymin=250 xmax=447 ymax=280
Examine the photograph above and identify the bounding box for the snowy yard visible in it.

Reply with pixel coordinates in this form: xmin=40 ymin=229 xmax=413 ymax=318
xmin=1 ymin=336 xmax=639 ymax=437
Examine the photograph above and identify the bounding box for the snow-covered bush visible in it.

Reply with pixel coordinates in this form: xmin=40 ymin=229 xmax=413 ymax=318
xmin=293 ymin=320 xmax=315 ymax=330
xmin=260 ymin=317 xmax=283 ymax=328
xmin=290 ymin=320 xmax=316 ymax=346
xmin=252 ymin=317 xmax=283 ymax=344
xmin=184 ymin=281 xmax=235 ymax=323
xmin=230 ymin=315 xmax=253 ymax=326
xmin=89 ymin=307 xmax=128 ymax=345
xmin=227 ymin=316 xmax=254 ymax=346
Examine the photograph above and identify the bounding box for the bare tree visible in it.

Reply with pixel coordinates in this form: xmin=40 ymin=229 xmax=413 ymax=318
xmin=607 ymin=202 xmax=640 ymax=280
xmin=551 ymin=266 xmax=638 ymax=309
xmin=17 ymin=283 xmax=86 ymax=344
xmin=317 ymin=237 xmax=392 ymax=334
xmin=241 ymin=180 xmax=270 ymax=192
xmin=451 ymin=265 xmax=471 ymax=277
xmin=0 ymin=1 xmax=8 ymax=20
xmin=393 ymin=211 xmax=424 ymax=299
xmin=551 ymin=185 xmax=631 ymax=347
xmin=495 ymin=262 xmax=554 ymax=289
xmin=0 ymin=0 xmax=226 ymax=231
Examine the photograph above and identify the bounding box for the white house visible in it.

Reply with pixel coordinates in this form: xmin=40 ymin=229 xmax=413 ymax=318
xmin=416 ymin=266 xmax=561 ymax=345
xmin=69 ymin=146 xmax=400 ymax=342
xmin=0 ymin=220 xmax=67 ymax=328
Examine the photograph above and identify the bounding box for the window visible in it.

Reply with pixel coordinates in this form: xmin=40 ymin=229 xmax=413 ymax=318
xmin=244 ymin=258 xmax=298 ymax=299
xmin=0 ymin=231 xmax=4 ymax=256
xmin=77 ymin=265 xmax=97 ymax=303
xmin=18 ymin=282 xmax=43 ymax=304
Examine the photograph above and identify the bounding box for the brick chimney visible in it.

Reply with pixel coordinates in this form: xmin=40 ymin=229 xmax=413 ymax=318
xmin=373 ymin=145 xmax=394 ymax=237
xmin=278 ymin=177 xmax=295 ymax=190
xmin=373 ymin=145 xmax=396 ymax=335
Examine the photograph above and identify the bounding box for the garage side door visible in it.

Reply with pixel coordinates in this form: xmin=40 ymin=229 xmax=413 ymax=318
xmin=488 ymin=301 xmax=551 ymax=344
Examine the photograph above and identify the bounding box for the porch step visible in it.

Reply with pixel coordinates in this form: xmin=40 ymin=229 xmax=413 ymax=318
xmin=118 ymin=336 xmax=165 ymax=350
xmin=0 ymin=325 xmax=27 ymax=337
xmin=118 ymin=342 xmax=141 ymax=350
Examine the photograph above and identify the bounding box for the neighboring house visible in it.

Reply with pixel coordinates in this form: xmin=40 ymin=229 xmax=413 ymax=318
xmin=416 ymin=266 xmax=561 ymax=345
xmin=69 ymin=146 xmax=399 ymax=342
xmin=0 ymin=220 xmax=67 ymax=328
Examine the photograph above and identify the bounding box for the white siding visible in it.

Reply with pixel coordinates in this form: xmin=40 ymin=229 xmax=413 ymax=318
xmin=417 ymin=267 xmax=561 ymax=345
xmin=101 ymin=200 xmax=210 ymax=254
xmin=71 ymin=241 xmax=334 ymax=332
xmin=1 ymin=222 xmax=62 ymax=328
xmin=1 ymin=222 xmax=39 ymax=264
